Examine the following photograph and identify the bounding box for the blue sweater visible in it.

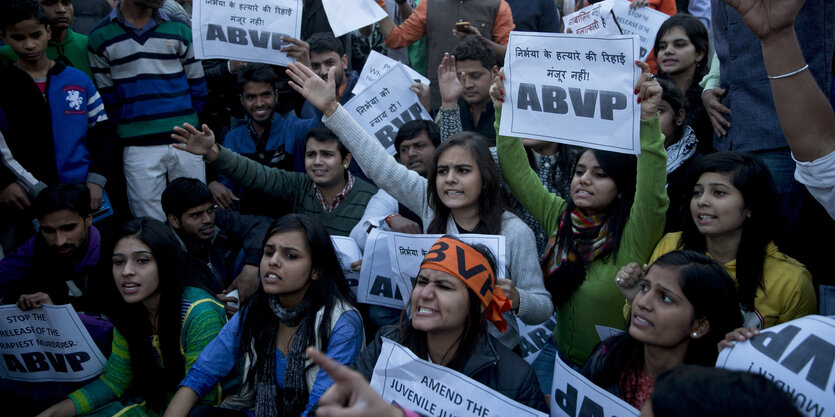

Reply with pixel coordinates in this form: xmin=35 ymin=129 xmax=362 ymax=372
xmin=87 ymin=8 xmax=207 ymax=146
xmin=180 ymin=307 xmax=363 ymax=416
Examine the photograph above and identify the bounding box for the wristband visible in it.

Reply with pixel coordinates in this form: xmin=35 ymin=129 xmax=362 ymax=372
xmin=385 ymin=213 xmax=399 ymax=227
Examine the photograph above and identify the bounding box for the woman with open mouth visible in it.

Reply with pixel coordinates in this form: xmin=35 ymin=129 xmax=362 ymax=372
xmin=165 ymin=214 xmax=363 ymax=417
xmin=37 ymin=218 xmax=228 ymax=417
xmin=584 ymin=250 xmax=741 ymax=410
xmin=349 ymin=236 xmax=547 ymax=413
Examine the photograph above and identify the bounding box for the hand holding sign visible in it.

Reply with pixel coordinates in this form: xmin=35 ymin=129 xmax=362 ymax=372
xmin=17 ymin=292 xmax=54 ymax=311
xmin=438 ymin=53 xmax=464 ymax=109
xmin=717 ymin=326 xmax=760 ymax=351
xmin=308 ymin=347 xmax=405 ymax=417
xmin=279 ymin=36 xmax=310 ymax=68
xmin=489 ymin=67 xmax=505 ymax=108
xmin=635 ymin=61 xmax=662 ymax=120
xmin=287 ymin=63 xmax=339 ymax=117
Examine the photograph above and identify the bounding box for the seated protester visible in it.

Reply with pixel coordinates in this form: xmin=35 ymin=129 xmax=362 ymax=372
xmin=646 ymin=365 xmax=803 ymax=417
xmin=161 ymin=178 xmax=272 ymax=310
xmin=617 ymin=152 xmax=816 ymax=329
xmin=165 ymin=214 xmax=364 ymax=417
xmin=0 ymin=184 xmax=105 ymax=311
xmin=0 ymin=0 xmax=111 ymax=250
xmin=173 ymin=124 xmax=377 ymax=237
xmin=349 ymin=120 xmax=440 ymax=330
xmin=582 ymin=250 xmax=741 ymax=410
xmin=36 ymin=218 xmax=228 ymax=417
xmin=351 ymin=237 xmax=547 ymax=413
xmin=657 ymin=78 xmax=701 ymax=233
xmin=494 ymin=64 xmax=669 ymax=371
xmin=437 ymin=36 xmax=500 ymax=146
xmin=349 ymin=120 xmax=440 ymax=250
xmin=209 ymin=63 xmax=320 ymax=217
xmin=654 ymin=14 xmax=712 ymax=151
xmin=284 ymin=62 xmax=553 ymax=349
xmin=0 ymin=0 xmax=93 ymax=78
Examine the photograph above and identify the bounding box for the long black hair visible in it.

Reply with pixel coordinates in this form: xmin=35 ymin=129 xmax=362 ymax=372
xmin=399 ymin=237 xmax=497 ymax=372
xmin=678 ymin=152 xmax=782 ymax=311
xmin=238 ymin=214 xmax=355 ymax=389
xmin=107 ymin=218 xmax=193 ymax=411
xmin=546 ymin=149 xmax=637 ymax=306
xmin=654 ymin=14 xmax=709 ymax=91
xmin=426 ymin=132 xmax=507 ymax=235
xmin=586 ymin=251 xmax=741 ymax=401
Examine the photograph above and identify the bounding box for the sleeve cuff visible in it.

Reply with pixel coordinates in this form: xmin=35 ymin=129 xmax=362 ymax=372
xmin=87 ymin=173 xmax=107 ymax=188
xmin=23 ymin=180 xmax=47 ymax=199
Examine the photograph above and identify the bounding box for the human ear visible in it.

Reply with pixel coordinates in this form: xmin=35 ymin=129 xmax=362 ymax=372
xmin=167 ymin=214 xmax=181 ymax=229
xmin=690 ymin=317 xmax=710 ymax=338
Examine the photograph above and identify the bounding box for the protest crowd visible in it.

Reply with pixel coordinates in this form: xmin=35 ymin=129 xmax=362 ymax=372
xmin=0 ymin=0 xmax=833 ymax=416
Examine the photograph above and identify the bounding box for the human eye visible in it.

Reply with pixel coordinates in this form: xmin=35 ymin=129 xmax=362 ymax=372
xmin=458 ymin=167 xmax=470 ymax=173
xmin=593 ymin=171 xmax=608 ymax=178
xmin=284 ymin=252 xmax=298 ymax=260
xmin=574 ymin=168 xmax=584 ymax=176
xmin=692 ymin=188 xmax=703 ymax=197
xmin=713 ymin=189 xmax=727 ymax=196
xmin=415 ymin=277 xmax=429 ymax=286
xmin=661 ymin=294 xmax=674 ymax=304
xmin=639 ymin=283 xmax=649 ymax=292
xmin=263 ymin=248 xmax=275 ymax=257
xmin=437 ymin=167 xmax=448 ymax=174
xmin=112 ymin=257 xmax=124 ymax=266
xmin=135 ymin=256 xmax=152 ymax=264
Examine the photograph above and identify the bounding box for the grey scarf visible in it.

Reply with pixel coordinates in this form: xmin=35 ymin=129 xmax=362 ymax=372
xmin=255 ymin=296 xmax=314 ymax=417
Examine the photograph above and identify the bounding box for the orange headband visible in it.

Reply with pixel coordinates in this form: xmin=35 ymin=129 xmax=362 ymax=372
xmin=419 ymin=237 xmax=512 ymax=332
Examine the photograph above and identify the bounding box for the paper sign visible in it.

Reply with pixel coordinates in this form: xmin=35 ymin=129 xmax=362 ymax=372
xmin=517 ymin=314 xmax=557 ymax=365
xmin=610 ymin=0 xmax=670 ymax=61
xmin=331 ymin=236 xmax=363 ymax=297
xmin=358 ymin=228 xmax=409 ymax=309
xmin=387 ymin=232 xmax=506 ymax=297
xmin=322 ymin=0 xmax=389 ymax=38
xmin=345 ymin=63 xmax=433 ymax=155
xmin=371 ymin=338 xmax=549 ymax=417
xmin=550 ymin=356 xmax=639 ymax=417
xmin=192 ymin=0 xmax=302 ymax=66
xmin=500 ymin=32 xmax=641 ymax=154
xmin=562 ymin=1 xmax=619 ymax=36
xmin=0 ymin=304 xmax=107 ymax=382
xmin=716 ymin=315 xmax=835 ymax=417
xmin=354 ymin=50 xmax=430 ymax=95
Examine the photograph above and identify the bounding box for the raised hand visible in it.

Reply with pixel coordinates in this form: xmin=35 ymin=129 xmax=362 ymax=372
xmin=280 ymin=36 xmax=311 ymax=68
xmin=438 ymin=53 xmax=463 ymax=109
xmin=634 ymin=61 xmax=662 ymax=120
xmin=172 ymin=123 xmax=220 ymax=161
xmin=722 ymin=0 xmax=804 ymax=40
xmin=286 ymin=62 xmax=339 ymax=117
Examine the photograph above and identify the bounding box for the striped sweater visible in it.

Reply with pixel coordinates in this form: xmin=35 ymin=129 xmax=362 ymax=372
xmin=87 ymin=8 xmax=207 ymax=146
xmin=67 ymin=287 xmax=227 ymax=416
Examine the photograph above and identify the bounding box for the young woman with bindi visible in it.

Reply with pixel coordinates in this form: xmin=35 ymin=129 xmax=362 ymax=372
xmin=164 ymin=214 xmax=364 ymax=417
xmin=283 ymin=62 xmax=553 ymax=351
xmin=37 ymin=218 xmax=228 ymax=417
xmin=349 ymin=237 xmax=547 ymax=413
xmin=582 ymin=250 xmax=741 ymax=410
xmin=617 ymin=152 xmax=815 ymax=330
xmin=654 ymin=14 xmax=713 ymax=151
xmin=494 ymin=62 xmax=669 ymax=376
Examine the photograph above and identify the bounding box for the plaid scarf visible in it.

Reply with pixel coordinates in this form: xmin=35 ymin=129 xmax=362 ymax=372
xmin=542 ymin=208 xmax=615 ymax=306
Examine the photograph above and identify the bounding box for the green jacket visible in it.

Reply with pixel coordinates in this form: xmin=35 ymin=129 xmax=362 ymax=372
xmin=211 ymin=146 xmax=377 ymax=236
xmin=496 ymin=112 xmax=668 ymax=366
xmin=0 ymin=29 xmax=92 ymax=79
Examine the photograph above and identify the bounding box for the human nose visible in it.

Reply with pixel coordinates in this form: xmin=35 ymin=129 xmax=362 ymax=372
xmin=121 ymin=260 xmax=135 ymax=276
xmin=418 ymin=283 xmax=435 ymax=300
xmin=55 ymin=3 xmax=68 ymax=13
xmin=55 ymin=230 xmax=69 ymax=246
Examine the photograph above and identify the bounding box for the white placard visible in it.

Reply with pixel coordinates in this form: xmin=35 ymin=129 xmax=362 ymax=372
xmin=322 ymin=0 xmax=388 ymax=38
xmin=345 ymin=63 xmax=433 ymax=155
xmin=387 ymin=232 xmax=506 ymax=298
xmin=358 ymin=228 xmax=409 ymax=309
xmin=562 ymin=1 xmax=619 ymax=36
xmin=0 ymin=304 xmax=107 ymax=382
xmin=371 ymin=337 xmax=549 ymax=417
xmin=517 ymin=314 xmax=557 ymax=365
xmin=192 ymin=0 xmax=302 ymax=66
xmin=610 ymin=0 xmax=670 ymax=61
xmin=550 ymin=356 xmax=639 ymax=417
xmin=353 ymin=50 xmax=430 ymax=95
xmin=716 ymin=315 xmax=835 ymax=417
xmin=500 ymin=32 xmax=641 ymax=154
xmin=331 ymin=236 xmax=363 ymax=297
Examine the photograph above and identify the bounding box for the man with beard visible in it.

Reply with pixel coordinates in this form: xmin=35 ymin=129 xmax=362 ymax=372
xmin=0 ymin=184 xmax=104 ymax=312
xmin=162 ymin=177 xmax=271 ymax=313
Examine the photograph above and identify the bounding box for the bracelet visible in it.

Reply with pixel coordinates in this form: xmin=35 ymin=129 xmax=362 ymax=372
xmin=385 ymin=213 xmax=399 ymax=227
xmin=767 ymin=64 xmax=809 ymax=80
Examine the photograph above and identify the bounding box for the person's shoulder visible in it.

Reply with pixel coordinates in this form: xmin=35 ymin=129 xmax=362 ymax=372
xmin=353 ymin=177 xmax=379 ymax=194
xmin=764 ymin=243 xmax=810 ymax=277
xmin=183 ymin=286 xmax=224 ymax=308
xmin=657 ymin=232 xmax=682 ymax=249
